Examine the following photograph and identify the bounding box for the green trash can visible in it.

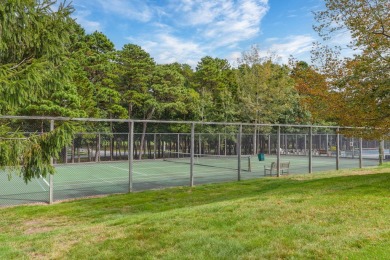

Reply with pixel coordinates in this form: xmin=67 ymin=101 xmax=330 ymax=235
xmin=257 ymin=153 xmax=265 ymax=161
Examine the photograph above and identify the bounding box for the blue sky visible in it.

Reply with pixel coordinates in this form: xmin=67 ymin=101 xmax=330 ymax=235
xmin=71 ymin=0 xmax=339 ymax=67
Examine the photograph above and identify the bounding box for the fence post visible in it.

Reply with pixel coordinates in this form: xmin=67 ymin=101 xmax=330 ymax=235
xmin=326 ymin=134 xmax=329 ymax=154
xmin=96 ymin=133 xmax=101 ymax=162
xmin=224 ymin=135 xmax=227 ymax=156
xmin=49 ymin=119 xmax=54 ymax=204
xmin=198 ymin=133 xmax=201 ymax=154
xmin=237 ymin=124 xmax=242 ymax=181
xmin=253 ymin=126 xmax=257 ymax=155
xmin=285 ymin=134 xmax=288 ymax=154
xmin=268 ymin=135 xmax=271 ymax=155
xmin=218 ymin=133 xmax=221 ymax=155
xmin=153 ymin=133 xmax=156 ymax=159
xmin=190 ymin=123 xmax=195 ymax=187
xmin=128 ymin=121 xmax=134 ymax=192
xmin=359 ymin=137 xmax=363 ymax=168
xmin=309 ymin=126 xmax=313 ymax=173
xmin=277 ymin=126 xmax=280 ymax=177
xmin=336 ymin=128 xmax=340 ymax=170
xmin=379 ymin=140 xmax=384 ymax=165
xmin=177 ymin=133 xmax=180 ymax=158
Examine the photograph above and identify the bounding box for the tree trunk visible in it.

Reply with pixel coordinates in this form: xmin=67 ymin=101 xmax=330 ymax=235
xmin=109 ymin=111 xmax=113 ymax=161
xmin=379 ymin=140 xmax=384 ymax=165
xmin=71 ymin=140 xmax=75 ymax=163
xmin=139 ymin=122 xmax=148 ymax=160
xmin=87 ymin=142 xmax=91 ymax=162
xmin=95 ymin=134 xmax=100 ymax=162
xmin=139 ymin=107 xmax=155 ymax=160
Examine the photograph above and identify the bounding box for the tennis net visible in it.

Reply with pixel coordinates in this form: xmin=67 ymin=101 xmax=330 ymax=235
xmin=163 ymin=152 xmax=252 ymax=172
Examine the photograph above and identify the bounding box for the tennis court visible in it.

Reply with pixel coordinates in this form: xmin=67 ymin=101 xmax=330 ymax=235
xmin=0 ymin=154 xmax=380 ymax=207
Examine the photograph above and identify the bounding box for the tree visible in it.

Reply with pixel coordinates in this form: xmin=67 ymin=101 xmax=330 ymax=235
xmin=0 ymin=0 xmax=76 ymax=181
xmin=74 ymin=31 xmax=127 ymax=119
xmin=290 ymin=60 xmax=330 ymax=124
xmin=194 ymin=56 xmax=238 ymax=123
xmin=313 ymin=0 xmax=390 ymax=139
xmin=116 ymin=44 xmax=156 ymax=119
xmin=236 ymin=47 xmax=298 ymax=125
xmin=0 ymin=0 xmax=75 ymax=114
xmin=136 ymin=63 xmax=190 ymax=159
xmin=66 ymin=30 xmax=129 ymax=161
xmin=166 ymin=63 xmax=199 ymax=121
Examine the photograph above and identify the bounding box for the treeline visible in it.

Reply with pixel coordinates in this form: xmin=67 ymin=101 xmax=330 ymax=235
xmin=1 ymin=0 xmax=389 ymax=137
xmin=1 ymin=0 xmax=388 ymax=181
xmin=0 ymin=0 xmax=317 ymax=127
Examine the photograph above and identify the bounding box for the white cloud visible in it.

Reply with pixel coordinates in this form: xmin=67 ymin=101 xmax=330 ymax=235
xmin=330 ymin=31 xmax=353 ymax=46
xmin=123 ymin=0 xmax=269 ymax=66
xmin=132 ymin=33 xmax=206 ymax=68
xmin=226 ymin=51 xmax=243 ymax=67
xmin=73 ymin=10 xmax=102 ymax=33
xmin=97 ymin=0 xmax=153 ymax=22
xmin=176 ymin=0 xmax=269 ymax=48
xmin=270 ymin=35 xmax=313 ymax=54
xmin=264 ymin=35 xmax=315 ymax=63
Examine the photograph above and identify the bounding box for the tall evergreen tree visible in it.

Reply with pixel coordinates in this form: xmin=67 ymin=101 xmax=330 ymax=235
xmin=194 ymin=56 xmax=237 ymax=123
xmin=116 ymin=44 xmax=156 ymax=119
xmin=0 ymin=0 xmax=75 ymax=114
xmin=0 ymin=0 xmax=76 ymax=181
xmin=74 ymin=31 xmax=126 ymax=119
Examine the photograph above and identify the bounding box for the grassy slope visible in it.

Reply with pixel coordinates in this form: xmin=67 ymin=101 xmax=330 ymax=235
xmin=1 ymin=164 xmax=390 ymax=259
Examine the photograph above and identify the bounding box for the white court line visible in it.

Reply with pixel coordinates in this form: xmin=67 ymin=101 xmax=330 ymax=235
xmin=94 ymin=176 xmax=115 ymax=184
xmin=58 ymin=175 xmax=128 ymax=184
xmin=39 ymin=174 xmax=50 ymax=186
xmin=35 ymin=178 xmax=47 ymax=191
xmin=109 ymin=166 xmax=129 ymax=171
xmin=109 ymin=165 xmax=144 ymax=175
xmin=54 ymin=178 xmax=129 ymax=188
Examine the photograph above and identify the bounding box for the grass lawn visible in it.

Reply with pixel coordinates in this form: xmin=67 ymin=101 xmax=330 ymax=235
xmin=1 ymin=163 xmax=390 ymax=259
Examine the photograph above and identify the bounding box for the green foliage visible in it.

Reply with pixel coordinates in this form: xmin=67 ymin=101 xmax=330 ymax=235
xmin=0 ymin=0 xmax=75 ymax=113
xmin=236 ymin=47 xmax=298 ymax=124
xmin=72 ymin=30 xmax=127 ymax=119
xmin=117 ymin=44 xmax=156 ymax=118
xmin=0 ymin=123 xmax=74 ymax=182
xmin=193 ymin=56 xmax=239 ymax=127
xmin=0 ymin=0 xmax=77 ymax=181
xmin=313 ymin=0 xmax=390 ymax=139
xmin=5 ymin=0 xmax=384 ymax=181
xmin=149 ymin=64 xmax=189 ymax=119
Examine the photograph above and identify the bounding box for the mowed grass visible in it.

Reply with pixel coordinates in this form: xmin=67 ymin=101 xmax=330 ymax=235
xmin=1 ymin=163 xmax=390 ymax=259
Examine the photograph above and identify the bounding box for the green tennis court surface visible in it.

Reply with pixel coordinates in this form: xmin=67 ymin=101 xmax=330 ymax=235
xmin=0 ymin=155 xmax=380 ymax=207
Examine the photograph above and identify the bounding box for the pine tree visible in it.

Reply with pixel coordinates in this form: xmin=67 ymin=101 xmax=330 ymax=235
xmin=0 ymin=0 xmax=76 ymax=181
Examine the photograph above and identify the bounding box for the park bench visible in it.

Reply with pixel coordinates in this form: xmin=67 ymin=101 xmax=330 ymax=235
xmin=264 ymin=161 xmax=290 ymax=176
xmin=319 ymin=149 xmax=328 ymax=155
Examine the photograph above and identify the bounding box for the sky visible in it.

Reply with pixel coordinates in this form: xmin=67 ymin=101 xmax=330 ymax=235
xmin=70 ymin=0 xmax=333 ymax=67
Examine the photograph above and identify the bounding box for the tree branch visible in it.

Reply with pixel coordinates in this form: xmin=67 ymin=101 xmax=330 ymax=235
xmin=9 ymin=56 xmax=33 ymax=70
xmin=372 ymin=25 xmax=390 ymax=38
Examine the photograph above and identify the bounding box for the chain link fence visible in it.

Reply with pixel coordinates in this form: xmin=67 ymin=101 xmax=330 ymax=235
xmin=1 ymin=116 xmax=388 ymax=207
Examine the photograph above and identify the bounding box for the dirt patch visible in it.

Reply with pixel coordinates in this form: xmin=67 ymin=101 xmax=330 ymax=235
xmin=24 ymin=220 xmax=54 ymax=235
xmin=25 ymin=225 xmax=54 ymax=235
xmin=23 ymin=217 xmax=72 ymax=235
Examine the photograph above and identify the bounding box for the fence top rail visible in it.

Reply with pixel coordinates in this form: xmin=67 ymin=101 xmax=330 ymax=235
xmin=0 ymin=115 xmax=363 ymax=130
xmin=20 ymin=132 xmax=357 ymax=136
